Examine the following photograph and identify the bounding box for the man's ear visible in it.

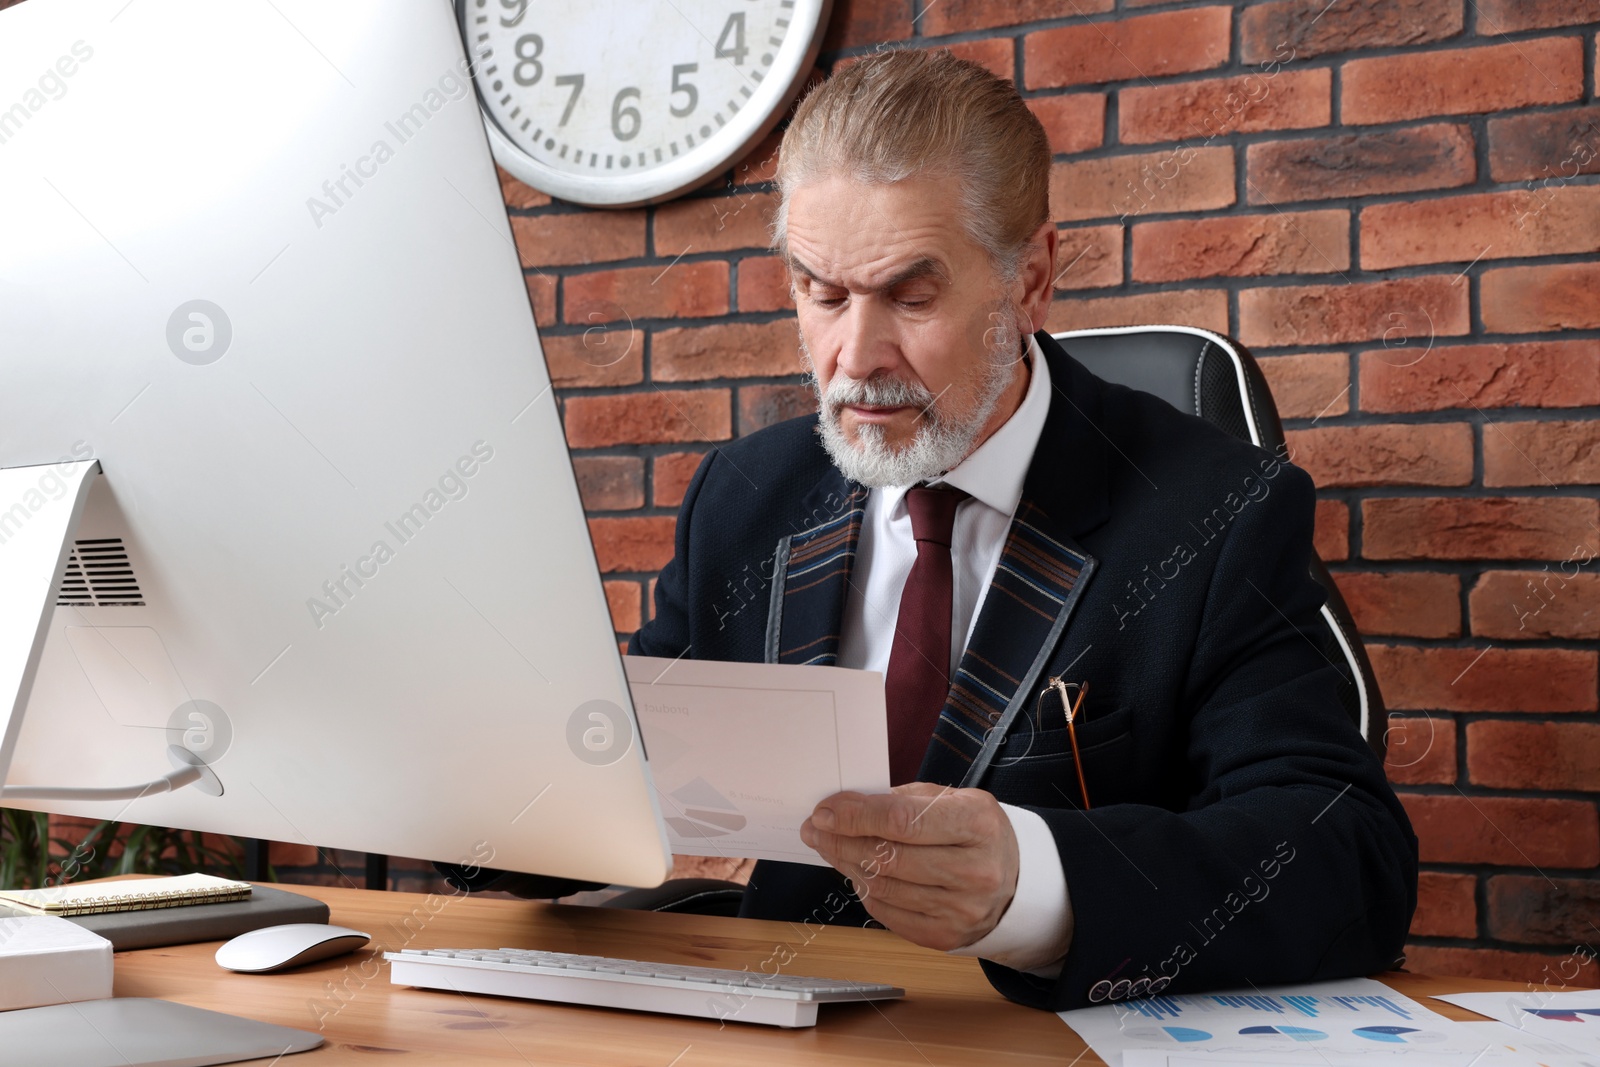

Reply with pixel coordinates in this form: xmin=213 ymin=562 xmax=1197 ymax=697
xmin=1016 ymin=221 xmax=1058 ymax=334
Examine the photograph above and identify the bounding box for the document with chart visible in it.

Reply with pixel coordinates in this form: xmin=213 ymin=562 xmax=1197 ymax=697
xmin=1062 ymin=978 xmax=1526 ymax=1066
xmin=623 ymin=656 xmax=889 ymax=865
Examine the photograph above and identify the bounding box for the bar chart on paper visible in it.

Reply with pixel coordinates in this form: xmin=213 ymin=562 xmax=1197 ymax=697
xmin=1060 ymin=978 xmax=1529 ymax=1065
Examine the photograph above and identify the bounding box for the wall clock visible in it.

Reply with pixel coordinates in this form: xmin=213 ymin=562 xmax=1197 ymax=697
xmin=457 ymin=0 xmax=832 ymax=207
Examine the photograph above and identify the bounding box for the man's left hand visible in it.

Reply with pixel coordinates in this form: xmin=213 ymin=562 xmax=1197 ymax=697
xmin=799 ymin=782 xmax=1019 ymax=952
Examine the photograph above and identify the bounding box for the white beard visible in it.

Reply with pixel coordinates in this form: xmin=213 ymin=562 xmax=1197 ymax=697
xmin=807 ymin=307 xmax=1024 ymax=488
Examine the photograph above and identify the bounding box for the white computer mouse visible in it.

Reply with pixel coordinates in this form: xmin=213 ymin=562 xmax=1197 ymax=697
xmin=215 ymin=923 xmax=371 ymax=973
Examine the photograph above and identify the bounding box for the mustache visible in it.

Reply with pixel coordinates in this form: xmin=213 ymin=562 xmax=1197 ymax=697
xmin=821 ymin=374 xmax=938 ymax=416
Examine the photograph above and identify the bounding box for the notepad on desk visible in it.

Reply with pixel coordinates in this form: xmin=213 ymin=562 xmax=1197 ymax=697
xmin=0 ymin=873 xmax=252 ymax=915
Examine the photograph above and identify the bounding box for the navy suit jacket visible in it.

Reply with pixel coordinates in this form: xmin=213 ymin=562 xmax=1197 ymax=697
xmin=628 ymin=331 xmax=1418 ymax=1012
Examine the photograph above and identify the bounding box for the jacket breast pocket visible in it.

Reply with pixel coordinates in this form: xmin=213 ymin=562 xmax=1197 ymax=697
xmin=981 ymin=714 xmax=1134 ymax=808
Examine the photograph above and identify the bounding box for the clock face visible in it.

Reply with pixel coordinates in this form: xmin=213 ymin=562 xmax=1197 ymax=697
xmin=457 ymin=0 xmax=830 ymax=207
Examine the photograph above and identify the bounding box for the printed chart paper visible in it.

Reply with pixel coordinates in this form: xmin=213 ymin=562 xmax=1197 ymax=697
xmin=1433 ymin=991 xmax=1600 ymax=1059
xmin=624 ymin=655 xmax=888 ymax=865
xmin=1062 ymin=978 xmax=1514 ymax=1066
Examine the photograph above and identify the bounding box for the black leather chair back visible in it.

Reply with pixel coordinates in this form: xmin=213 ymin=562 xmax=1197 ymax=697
xmin=1055 ymin=326 xmax=1386 ymax=756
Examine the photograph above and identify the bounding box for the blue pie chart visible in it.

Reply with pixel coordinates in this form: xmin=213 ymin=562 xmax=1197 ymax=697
xmin=1354 ymin=1026 xmax=1422 ymax=1043
xmin=1162 ymin=1027 xmax=1213 ymax=1043
xmin=1240 ymin=1025 xmax=1327 ymax=1041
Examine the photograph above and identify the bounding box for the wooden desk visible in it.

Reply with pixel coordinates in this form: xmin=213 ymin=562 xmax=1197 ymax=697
xmin=110 ymin=882 xmax=1534 ymax=1065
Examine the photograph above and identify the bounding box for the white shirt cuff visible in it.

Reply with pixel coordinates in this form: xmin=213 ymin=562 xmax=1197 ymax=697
xmin=947 ymin=802 xmax=1074 ymax=975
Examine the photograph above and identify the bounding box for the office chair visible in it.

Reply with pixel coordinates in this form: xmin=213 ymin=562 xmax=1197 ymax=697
xmin=1054 ymin=325 xmax=1384 ymax=756
xmin=604 ymin=323 xmax=1389 ymax=917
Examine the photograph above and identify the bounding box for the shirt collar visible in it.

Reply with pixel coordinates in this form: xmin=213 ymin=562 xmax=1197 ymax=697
xmin=882 ymin=334 xmax=1052 ymax=519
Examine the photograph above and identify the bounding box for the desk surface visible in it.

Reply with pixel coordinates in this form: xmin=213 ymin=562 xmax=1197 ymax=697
xmin=110 ymin=881 xmax=1538 ymax=1065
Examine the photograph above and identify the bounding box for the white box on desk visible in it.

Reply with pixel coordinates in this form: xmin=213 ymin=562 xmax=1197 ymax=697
xmin=0 ymin=915 xmax=114 ymax=1011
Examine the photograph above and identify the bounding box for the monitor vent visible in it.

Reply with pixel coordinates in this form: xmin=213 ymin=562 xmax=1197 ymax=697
xmin=57 ymin=538 xmax=146 ymax=607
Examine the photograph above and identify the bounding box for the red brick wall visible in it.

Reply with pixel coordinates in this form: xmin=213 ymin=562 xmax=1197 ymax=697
xmin=505 ymin=0 xmax=1600 ymax=985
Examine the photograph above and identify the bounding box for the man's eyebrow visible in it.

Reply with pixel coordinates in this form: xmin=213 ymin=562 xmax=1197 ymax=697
xmin=784 ymin=254 xmax=951 ymax=292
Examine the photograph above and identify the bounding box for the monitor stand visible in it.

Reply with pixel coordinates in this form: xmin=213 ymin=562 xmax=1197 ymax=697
xmin=0 ymin=460 xmax=218 ymax=801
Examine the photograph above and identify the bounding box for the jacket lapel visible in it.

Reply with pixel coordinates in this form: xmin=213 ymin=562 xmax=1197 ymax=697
xmin=921 ymin=334 xmax=1114 ymax=788
xmin=764 ymin=470 xmax=866 ymax=667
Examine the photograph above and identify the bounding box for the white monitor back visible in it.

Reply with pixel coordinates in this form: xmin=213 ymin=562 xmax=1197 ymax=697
xmin=0 ymin=0 xmax=671 ymax=888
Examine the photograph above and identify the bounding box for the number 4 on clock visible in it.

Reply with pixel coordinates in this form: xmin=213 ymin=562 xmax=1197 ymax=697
xmin=715 ymin=12 xmax=748 ymax=65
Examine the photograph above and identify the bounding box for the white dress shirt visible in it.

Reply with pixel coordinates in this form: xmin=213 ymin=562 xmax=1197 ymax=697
xmin=835 ymin=336 xmax=1073 ymax=975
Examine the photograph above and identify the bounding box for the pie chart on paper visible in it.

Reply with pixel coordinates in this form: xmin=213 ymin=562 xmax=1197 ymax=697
xmin=1240 ymin=1025 xmax=1327 ymax=1041
xmin=1353 ymin=1025 xmax=1440 ymax=1043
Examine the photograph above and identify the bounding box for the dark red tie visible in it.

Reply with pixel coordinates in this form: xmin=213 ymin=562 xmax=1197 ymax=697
xmin=886 ymin=485 xmax=967 ymax=785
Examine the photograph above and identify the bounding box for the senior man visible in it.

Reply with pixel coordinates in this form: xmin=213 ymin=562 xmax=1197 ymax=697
xmin=455 ymin=49 xmax=1418 ymax=1012
xmin=639 ymin=48 xmax=1417 ymax=1011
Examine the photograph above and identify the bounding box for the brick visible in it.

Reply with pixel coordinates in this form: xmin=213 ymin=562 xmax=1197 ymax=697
xmin=1343 ymin=38 xmax=1583 ymax=126
xmin=1367 ymin=644 xmax=1598 ymax=712
xmin=563 ymin=389 xmax=731 ymax=449
xmin=1488 ymin=106 xmax=1600 ymax=183
xmin=1026 ymin=94 xmax=1107 ymax=156
xmin=821 ymin=0 xmax=912 ymax=50
xmin=1482 ymin=263 xmax=1600 ymax=333
xmin=1411 ymin=871 xmax=1477 ymax=939
xmin=653 ymin=451 xmax=707 ymax=509
xmin=587 ymin=517 xmax=676 ymax=573
xmin=268 ymin=840 xmax=320 ymax=868
xmin=733 ymin=126 xmax=785 ymax=187
xmin=1240 ymin=0 xmax=1464 ymax=63
xmin=1247 ymin=125 xmax=1475 ymax=204
xmin=654 ymin=191 xmax=776 ymax=255
xmin=1476 ymin=0 xmax=1600 ymax=32
xmin=1469 ymin=721 xmax=1600 ymax=792
xmin=1239 ymin=275 xmax=1469 ymax=349
xmin=525 ymin=271 xmax=556 ymax=327
xmin=497 ymin=164 xmax=551 ymax=209
xmin=1362 ymin=186 xmax=1600 ymax=271
xmin=739 ymin=383 xmax=817 ymax=435
xmin=571 ymin=456 xmax=644 ymax=511
xmin=1335 ymin=572 xmax=1462 ymax=638
xmin=1360 ymin=341 xmax=1600 ymax=413
xmin=922 ymin=0 xmax=1111 ymax=35
xmin=564 ymin=262 xmax=728 ymax=324
xmin=1398 ymin=793 xmax=1600 ymax=866
xmin=1403 ymin=944 xmax=1600 ymax=987
xmin=540 ymin=329 xmax=644 ymax=388
xmin=1485 ymin=420 xmax=1600 ymax=487
xmin=736 ymin=256 xmax=795 ymax=313
xmin=1314 ymin=498 xmax=1349 ymax=561
xmin=1382 ymin=715 xmax=1459 ymax=785
xmin=1132 ymin=209 xmax=1347 ymax=282
xmin=1285 ymin=424 xmax=1473 ymax=487
xmin=1488 ymin=876 xmax=1600 ymax=947
xmin=1053 ymin=225 xmax=1123 ymax=290
xmin=1025 ymin=9 xmax=1232 ymax=90
xmin=1471 ymin=570 xmax=1600 ymax=641
xmin=1258 ymin=352 xmax=1349 ymax=419
xmin=942 ymin=37 xmax=1014 ymax=82
xmin=1051 ymin=147 xmax=1235 ymax=223
xmin=653 ymin=320 xmax=803 ymax=382
xmin=1119 ymin=69 xmax=1331 ymax=145
xmin=1045 ymin=288 xmax=1229 ymax=336
xmin=603 ymin=580 xmax=642 ymax=632
xmin=1363 ymin=497 xmax=1600 ymax=561
xmin=510 ymin=210 xmax=646 ymax=268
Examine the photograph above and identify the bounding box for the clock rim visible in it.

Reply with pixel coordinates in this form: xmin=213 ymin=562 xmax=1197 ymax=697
xmin=461 ymin=0 xmax=833 ymax=209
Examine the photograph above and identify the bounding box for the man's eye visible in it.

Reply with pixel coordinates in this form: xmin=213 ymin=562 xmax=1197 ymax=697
xmin=812 ymin=293 xmax=846 ymax=309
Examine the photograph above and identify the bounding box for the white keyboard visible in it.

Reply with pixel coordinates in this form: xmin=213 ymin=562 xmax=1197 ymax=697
xmin=385 ymin=946 xmax=904 ymax=1028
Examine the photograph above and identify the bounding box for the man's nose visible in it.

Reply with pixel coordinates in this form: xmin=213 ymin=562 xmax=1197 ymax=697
xmin=833 ymin=299 xmax=897 ymax=382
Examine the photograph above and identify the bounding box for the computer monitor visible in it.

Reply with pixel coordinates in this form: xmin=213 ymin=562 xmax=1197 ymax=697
xmin=0 ymin=0 xmax=672 ymax=889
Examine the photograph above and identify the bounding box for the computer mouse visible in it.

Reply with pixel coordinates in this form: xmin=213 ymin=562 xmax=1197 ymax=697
xmin=215 ymin=923 xmax=371 ymax=973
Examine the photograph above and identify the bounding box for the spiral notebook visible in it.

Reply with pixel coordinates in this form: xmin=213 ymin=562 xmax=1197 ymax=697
xmin=0 ymin=873 xmax=252 ymax=916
